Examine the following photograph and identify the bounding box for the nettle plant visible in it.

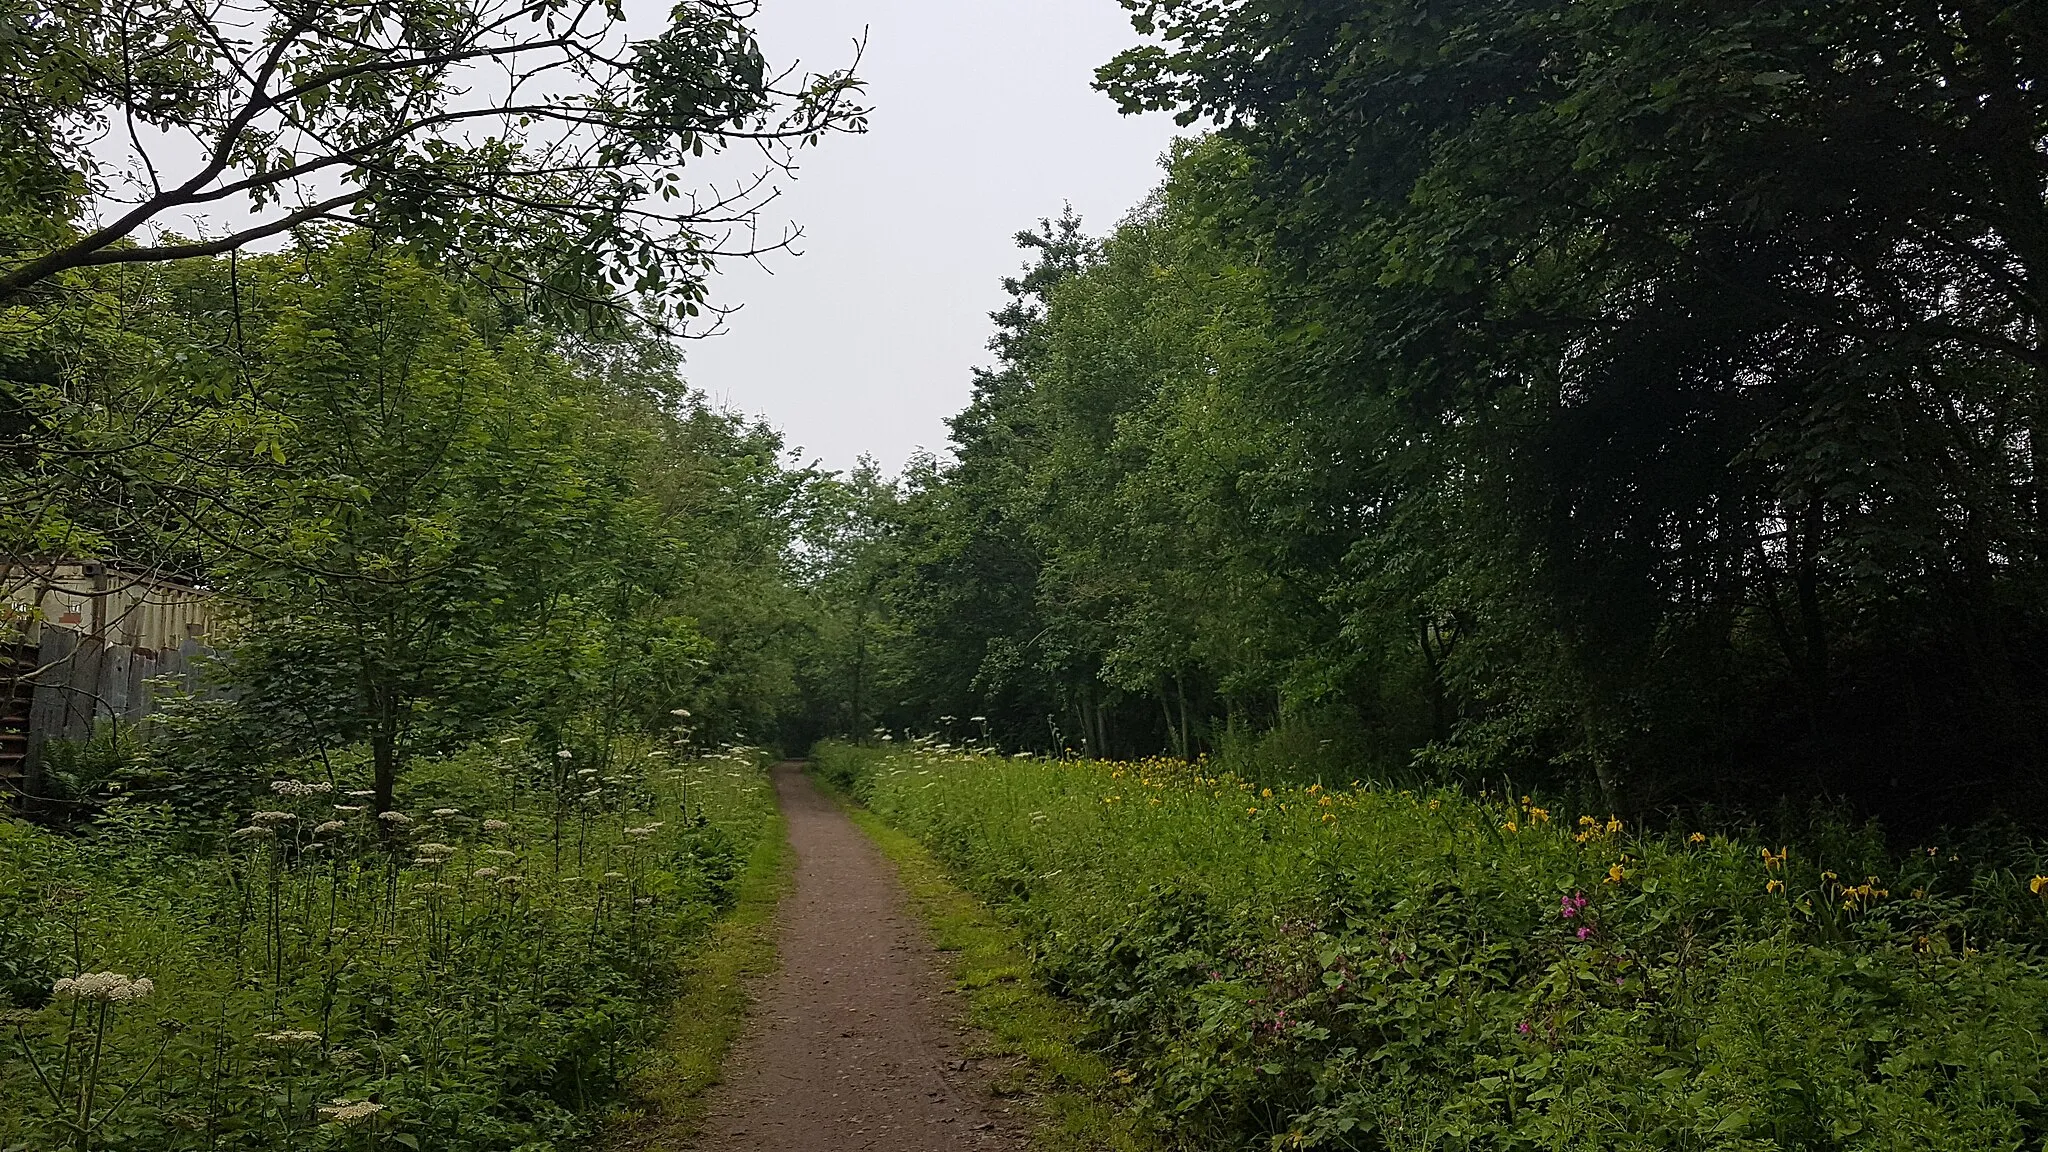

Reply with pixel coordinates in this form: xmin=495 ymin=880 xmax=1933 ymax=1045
xmin=0 ymin=738 xmax=772 ymax=1152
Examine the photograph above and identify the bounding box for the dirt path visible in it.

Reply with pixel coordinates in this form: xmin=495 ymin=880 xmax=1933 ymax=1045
xmin=693 ymin=762 xmax=1030 ymax=1151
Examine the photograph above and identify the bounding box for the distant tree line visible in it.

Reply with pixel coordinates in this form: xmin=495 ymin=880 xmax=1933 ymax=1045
xmin=798 ymin=0 xmax=2048 ymax=831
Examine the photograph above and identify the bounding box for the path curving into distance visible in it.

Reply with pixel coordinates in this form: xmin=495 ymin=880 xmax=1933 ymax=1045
xmin=693 ymin=762 xmax=1029 ymax=1151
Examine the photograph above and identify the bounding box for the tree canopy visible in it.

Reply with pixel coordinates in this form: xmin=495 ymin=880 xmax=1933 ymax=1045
xmin=792 ymin=1 xmax=2048 ymax=831
xmin=0 ymin=0 xmax=866 ymax=323
xmin=8 ymin=0 xmax=2048 ymax=835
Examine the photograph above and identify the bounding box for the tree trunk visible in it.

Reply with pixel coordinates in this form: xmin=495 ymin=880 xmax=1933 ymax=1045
xmin=1585 ymin=714 xmax=1619 ymax=815
xmin=370 ymin=684 xmax=401 ymax=829
xmin=1794 ymin=498 xmax=1831 ymax=735
xmin=371 ymin=725 xmax=397 ymax=818
xmin=1095 ymin=693 xmax=1109 ymax=760
xmin=1419 ymin=618 xmax=1449 ymax=744
xmin=1158 ymin=684 xmax=1184 ymax=759
xmin=851 ymin=617 xmax=866 ymax=734
xmin=1175 ymin=674 xmax=1192 ymax=761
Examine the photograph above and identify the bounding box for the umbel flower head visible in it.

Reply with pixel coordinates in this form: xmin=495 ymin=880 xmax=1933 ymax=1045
xmin=271 ymin=779 xmax=335 ymax=797
xmin=54 ymin=972 xmax=154 ymax=1002
xmin=320 ymin=1098 xmax=384 ymax=1125
xmin=255 ymin=1029 xmax=322 ymax=1045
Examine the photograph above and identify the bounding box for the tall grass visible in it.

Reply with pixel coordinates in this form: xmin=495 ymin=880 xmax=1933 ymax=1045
xmin=0 ymin=739 xmax=775 ymax=1152
xmin=819 ymin=740 xmax=2048 ymax=1151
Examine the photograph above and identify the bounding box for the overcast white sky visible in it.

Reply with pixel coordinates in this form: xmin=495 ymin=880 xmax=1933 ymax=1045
xmin=101 ymin=1 xmax=1177 ymax=475
xmin=682 ymin=0 xmax=1183 ymax=474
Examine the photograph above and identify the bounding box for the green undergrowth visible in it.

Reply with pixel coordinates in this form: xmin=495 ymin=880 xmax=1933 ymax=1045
xmin=824 ymin=774 xmax=1159 ymax=1152
xmin=610 ymin=806 xmax=792 ymax=1148
xmin=0 ymin=739 xmax=778 ymax=1152
xmin=816 ymin=740 xmax=2048 ymax=1151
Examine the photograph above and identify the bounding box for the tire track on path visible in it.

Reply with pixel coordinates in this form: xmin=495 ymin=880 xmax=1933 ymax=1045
xmin=693 ymin=761 xmax=1030 ymax=1151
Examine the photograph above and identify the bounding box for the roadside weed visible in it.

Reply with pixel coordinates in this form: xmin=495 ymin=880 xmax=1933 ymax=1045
xmin=0 ymin=741 xmax=775 ymax=1152
xmin=820 ymin=741 xmax=2048 ymax=1151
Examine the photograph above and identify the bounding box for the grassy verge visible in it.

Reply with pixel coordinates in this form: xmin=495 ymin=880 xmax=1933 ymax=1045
xmin=612 ymin=806 xmax=793 ymax=1148
xmin=817 ymin=740 xmax=2048 ymax=1152
xmin=834 ymin=787 xmax=1159 ymax=1152
xmin=0 ymin=740 xmax=778 ymax=1152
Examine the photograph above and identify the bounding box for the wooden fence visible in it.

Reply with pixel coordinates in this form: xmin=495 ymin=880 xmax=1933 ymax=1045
xmin=17 ymin=627 xmax=216 ymax=780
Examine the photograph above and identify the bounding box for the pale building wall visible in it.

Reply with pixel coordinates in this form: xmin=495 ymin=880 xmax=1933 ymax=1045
xmin=2 ymin=562 xmax=212 ymax=653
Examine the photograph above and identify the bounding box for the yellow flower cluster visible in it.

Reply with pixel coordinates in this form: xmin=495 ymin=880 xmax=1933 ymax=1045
xmin=1761 ymin=847 xmax=1789 ymax=894
xmin=1574 ymin=814 xmax=1623 ymax=844
xmin=1838 ymin=879 xmax=1889 ymax=911
xmin=1498 ymin=797 xmax=1552 ymax=836
xmin=1822 ymin=871 xmax=1889 ymax=912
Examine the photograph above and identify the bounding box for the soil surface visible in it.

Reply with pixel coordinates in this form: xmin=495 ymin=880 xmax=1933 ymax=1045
xmin=693 ymin=762 xmax=1030 ymax=1151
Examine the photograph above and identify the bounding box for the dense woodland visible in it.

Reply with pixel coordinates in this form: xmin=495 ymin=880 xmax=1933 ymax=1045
xmin=7 ymin=0 xmax=2043 ymax=835
xmin=5 ymin=0 xmax=2048 ymax=1148
xmin=797 ymin=0 xmax=2048 ymax=835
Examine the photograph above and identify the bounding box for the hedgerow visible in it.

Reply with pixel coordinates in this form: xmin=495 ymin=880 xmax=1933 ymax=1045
xmin=817 ymin=741 xmax=2048 ymax=1150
